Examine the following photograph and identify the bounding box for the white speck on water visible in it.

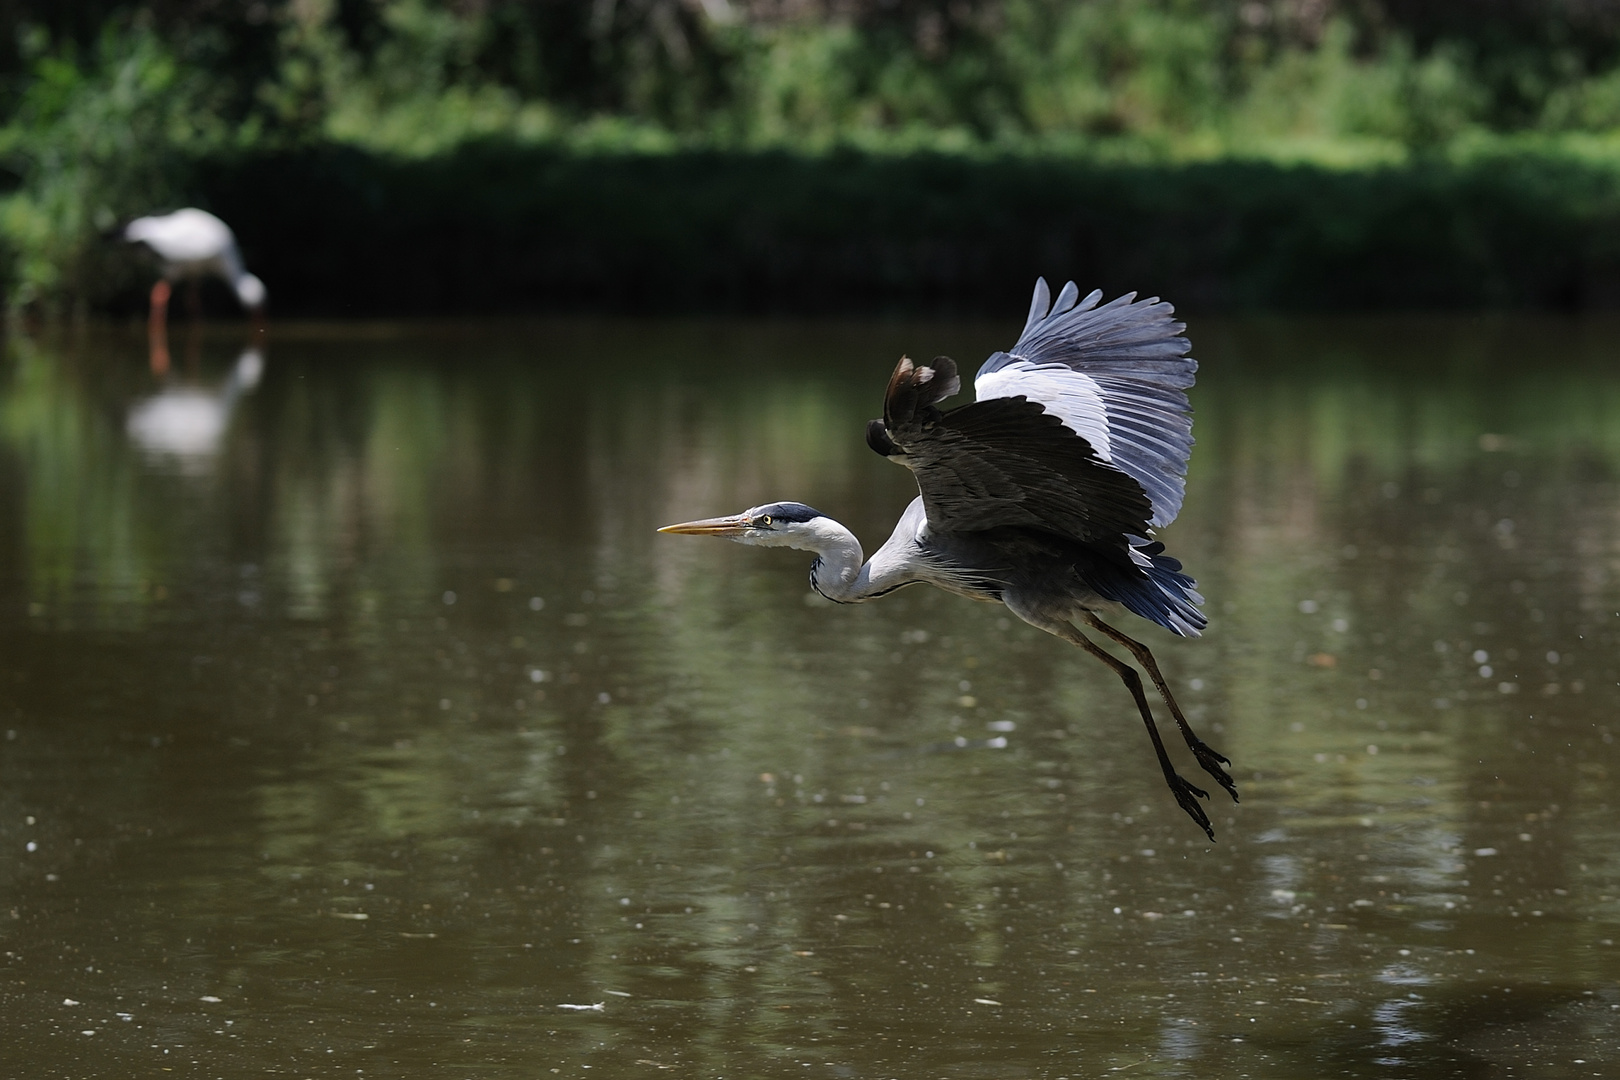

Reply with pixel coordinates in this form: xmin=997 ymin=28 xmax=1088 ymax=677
xmin=529 ymin=669 xmax=547 ymax=682
xmin=200 ymin=996 xmax=222 ymax=1003
xmin=1473 ymin=649 xmax=1489 ymax=664
xmin=557 ymin=1002 xmax=605 ymax=1012
xmin=987 ymin=720 xmax=1016 ymax=732
xmin=529 ymin=596 xmax=545 ymax=610
xmin=62 ymin=998 xmax=79 ymax=1006
xmin=1298 ymin=600 xmax=1319 ymax=614
xmin=1474 ymin=847 xmax=1499 ymax=857
xmin=974 ymin=998 xmax=1001 ymax=1006
xmin=1331 ymin=618 xmax=1349 ymax=632
xmin=442 ymin=591 xmax=456 ymax=605
xmin=25 ymin=841 xmax=36 ymax=852
xmin=1188 ymin=678 xmax=1205 ymax=690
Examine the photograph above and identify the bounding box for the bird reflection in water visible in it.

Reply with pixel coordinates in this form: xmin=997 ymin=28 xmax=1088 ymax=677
xmin=127 ymin=347 xmax=264 ymax=470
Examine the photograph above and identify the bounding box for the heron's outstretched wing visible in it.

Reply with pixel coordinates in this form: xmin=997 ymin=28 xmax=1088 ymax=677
xmin=870 ymin=355 xmax=1153 ymax=556
xmin=974 ymin=278 xmax=1195 ymax=528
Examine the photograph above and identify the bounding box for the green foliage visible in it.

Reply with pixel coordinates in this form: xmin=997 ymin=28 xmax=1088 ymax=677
xmin=7 ymin=1 xmax=1620 ymax=312
xmin=0 ymin=25 xmax=247 ymax=314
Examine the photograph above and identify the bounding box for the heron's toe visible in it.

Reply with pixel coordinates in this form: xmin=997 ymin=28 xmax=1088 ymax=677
xmin=1165 ymin=772 xmax=1215 ymax=842
xmin=1189 ymin=740 xmax=1240 ymax=803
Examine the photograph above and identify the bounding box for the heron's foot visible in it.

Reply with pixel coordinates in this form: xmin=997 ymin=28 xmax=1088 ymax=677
xmin=1165 ymin=771 xmax=1215 ymax=842
xmin=1187 ymin=738 xmax=1240 ymax=803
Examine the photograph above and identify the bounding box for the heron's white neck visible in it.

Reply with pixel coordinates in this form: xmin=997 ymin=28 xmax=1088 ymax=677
xmin=770 ymin=515 xmax=921 ymax=604
xmin=788 ymin=518 xmax=863 ymax=603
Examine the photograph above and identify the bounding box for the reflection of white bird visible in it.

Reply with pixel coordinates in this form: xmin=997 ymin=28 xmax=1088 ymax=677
xmin=125 ymin=208 xmax=267 ymax=323
xmin=127 ymin=348 xmax=264 ymax=466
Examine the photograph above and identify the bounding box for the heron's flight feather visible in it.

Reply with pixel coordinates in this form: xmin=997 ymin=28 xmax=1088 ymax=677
xmin=977 ymin=278 xmax=1196 ymax=527
xmin=882 ymin=355 xmax=961 ymax=429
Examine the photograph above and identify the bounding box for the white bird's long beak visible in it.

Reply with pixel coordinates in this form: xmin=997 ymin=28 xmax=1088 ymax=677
xmin=657 ymin=515 xmax=750 ymax=536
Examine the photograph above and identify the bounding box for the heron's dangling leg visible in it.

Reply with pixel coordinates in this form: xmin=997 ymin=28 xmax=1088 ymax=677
xmin=148 ymin=280 xmax=172 ymax=375
xmin=1079 ymin=611 xmax=1239 ymax=804
xmin=1045 ymin=620 xmax=1215 ymax=842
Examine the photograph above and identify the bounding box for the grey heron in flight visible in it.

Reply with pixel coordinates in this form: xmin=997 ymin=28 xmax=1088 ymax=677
xmin=660 ymin=278 xmax=1236 ymax=839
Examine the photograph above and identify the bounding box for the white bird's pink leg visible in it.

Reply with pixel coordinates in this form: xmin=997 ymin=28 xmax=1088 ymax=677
xmin=148 ymin=280 xmax=172 ymax=375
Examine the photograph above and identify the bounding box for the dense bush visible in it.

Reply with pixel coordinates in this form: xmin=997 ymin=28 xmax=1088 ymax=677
xmin=178 ymin=141 xmax=1620 ymax=315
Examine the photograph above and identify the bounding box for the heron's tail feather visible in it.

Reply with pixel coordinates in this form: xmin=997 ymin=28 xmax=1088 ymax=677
xmin=1089 ymin=540 xmax=1206 ymax=638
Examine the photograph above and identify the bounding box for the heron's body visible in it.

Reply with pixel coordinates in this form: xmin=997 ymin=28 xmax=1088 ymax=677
xmin=805 ymin=494 xmax=1196 ymax=619
xmin=662 ymin=279 xmax=1236 ymax=838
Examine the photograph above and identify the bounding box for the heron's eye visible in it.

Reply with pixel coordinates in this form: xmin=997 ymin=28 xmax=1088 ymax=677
xmin=758 ymin=515 xmax=773 ymax=527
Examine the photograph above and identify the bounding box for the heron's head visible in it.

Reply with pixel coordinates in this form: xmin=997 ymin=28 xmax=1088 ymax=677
xmin=658 ymin=501 xmax=830 ymax=549
xmin=235 ymin=273 xmax=267 ymax=313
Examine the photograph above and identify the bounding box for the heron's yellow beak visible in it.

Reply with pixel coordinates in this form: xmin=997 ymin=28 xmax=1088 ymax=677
xmin=657 ymin=515 xmax=751 ymax=536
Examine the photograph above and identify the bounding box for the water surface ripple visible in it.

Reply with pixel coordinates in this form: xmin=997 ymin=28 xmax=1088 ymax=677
xmin=2 ymin=317 xmax=1619 ymax=1078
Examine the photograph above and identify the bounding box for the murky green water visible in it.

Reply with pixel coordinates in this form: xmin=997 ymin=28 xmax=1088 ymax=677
xmin=3 ymin=316 xmax=1619 ymax=1078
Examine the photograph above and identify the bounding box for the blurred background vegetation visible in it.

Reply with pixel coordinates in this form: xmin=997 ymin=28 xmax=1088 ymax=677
xmin=7 ymin=0 xmax=1620 ymax=315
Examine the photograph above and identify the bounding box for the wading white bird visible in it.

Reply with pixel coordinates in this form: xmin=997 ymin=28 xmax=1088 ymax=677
xmin=661 ymin=278 xmax=1237 ymax=839
xmin=127 ymin=347 xmax=264 ymax=468
xmin=125 ymin=208 xmax=267 ymax=325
